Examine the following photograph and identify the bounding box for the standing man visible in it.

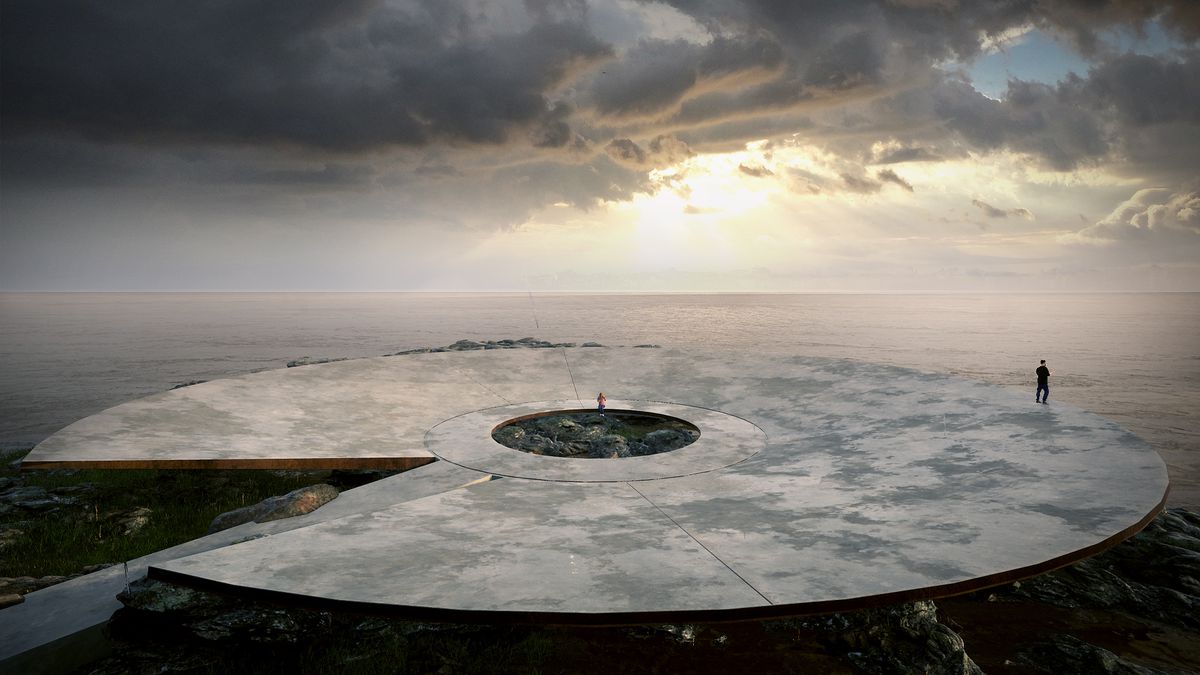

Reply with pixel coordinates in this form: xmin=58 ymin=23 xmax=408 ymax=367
xmin=1035 ymin=360 xmax=1051 ymax=404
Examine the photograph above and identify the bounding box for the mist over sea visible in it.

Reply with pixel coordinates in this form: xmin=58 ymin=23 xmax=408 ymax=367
xmin=2 ymin=292 xmax=1196 ymax=507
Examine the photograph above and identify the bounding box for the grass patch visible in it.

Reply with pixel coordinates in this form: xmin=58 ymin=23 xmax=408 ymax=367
xmin=1 ymin=448 xmax=330 ymax=578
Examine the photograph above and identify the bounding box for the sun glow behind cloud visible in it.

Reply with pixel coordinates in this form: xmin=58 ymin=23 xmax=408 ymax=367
xmin=2 ymin=1 xmax=1197 ymax=291
xmin=455 ymin=133 xmax=1191 ymax=291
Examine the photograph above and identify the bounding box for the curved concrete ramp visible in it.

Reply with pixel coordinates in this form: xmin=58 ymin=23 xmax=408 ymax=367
xmin=25 ymin=348 xmax=1170 ymax=622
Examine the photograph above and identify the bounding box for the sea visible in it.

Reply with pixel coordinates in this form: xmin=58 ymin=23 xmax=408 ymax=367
xmin=2 ymin=292 xmax=1197 ymax=508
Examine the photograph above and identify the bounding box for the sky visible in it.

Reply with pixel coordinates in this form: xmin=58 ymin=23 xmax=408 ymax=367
xmin=2 ymin=0 xmax=1199 ymax=292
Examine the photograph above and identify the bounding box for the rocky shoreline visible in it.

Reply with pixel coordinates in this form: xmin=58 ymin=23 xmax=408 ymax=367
xmin=2 ymin=338 xmax=1196 ymax=673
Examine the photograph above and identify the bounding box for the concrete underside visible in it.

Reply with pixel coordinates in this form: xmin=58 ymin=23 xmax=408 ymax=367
xmin=11 ymin=348 xmax=1169 ymax=632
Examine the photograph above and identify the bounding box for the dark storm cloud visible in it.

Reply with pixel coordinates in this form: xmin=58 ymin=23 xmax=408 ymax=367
xmin=841 ymin=173 xmax=883 ymax=194
xmin=462 ymin=154 xmax=649 ymax=225
xmin=972 ymin=199 xmax=1034 ymax=219
xmin=874 ymin=146 xmax=943 ymax=164
xmin=588 ymin=34 xmax=784 ymax=118
xmin=1029 ymin=0 xmax=1200 ymax=52
xmin=647 ymin=134 xmax=695 ymax=163
xmin=5 ymin=0 xmax=1196 ymax=171
xmin=824 ymin=45 xmax=1196 ymax=175
xmin=1 ymin=0 xmax=611 ymax=151
xmin=738 ymin=163 xmax=773 ymax=177
xmin=959 ymin=48 xmax=1198 ymax=173
xmin=626 ymin=0 xmax=1198 ymax=180
xmin=1084 ymin=52 xmax=1200 ymax=127
xmin=875 ymin=75 xmax=1111 ymax=171
xmin=606 ymin=138 xmax=649 ymax=164
xmin=4 ymin=0 xmax=1200 ymax=234
xmin=604 ymin=134 xmax=695 ymax=167
xmin=972 ymin=199 xmax=1009 ymax=218
xmin=876 ymin=169 xmax=913 ymax=192
xmin=413 ymin=164 xmax=462 ymax=178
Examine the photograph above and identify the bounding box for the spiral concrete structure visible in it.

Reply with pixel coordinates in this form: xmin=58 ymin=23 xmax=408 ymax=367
xmin=19 ymin=347 xmax=1169 ymax=623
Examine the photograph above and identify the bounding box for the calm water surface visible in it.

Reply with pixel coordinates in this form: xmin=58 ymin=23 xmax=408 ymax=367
xmin=2 ymin=292 xmax=1197 ymax=506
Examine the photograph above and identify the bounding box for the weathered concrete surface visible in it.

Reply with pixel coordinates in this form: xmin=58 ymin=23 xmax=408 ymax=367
xmin=20 ymin=354 xmax=506 ymax=468
xmin=0 ymin=461 xmax=491 ymax=667
xmin=427 ymin=399 xmax=764 ymax=482
xmin=8 ymin=348 xmax=1169 ymax=634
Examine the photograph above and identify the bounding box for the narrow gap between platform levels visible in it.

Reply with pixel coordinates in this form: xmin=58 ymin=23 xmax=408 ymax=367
xmin=625 ymin=481 xmax=773 ymax=606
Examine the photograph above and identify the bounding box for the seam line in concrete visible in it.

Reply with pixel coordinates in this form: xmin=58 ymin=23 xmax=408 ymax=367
xmin=449 ymin=366 xmax=513 ymax=404
xmin=560 ymin=348 xmax=582 ymax=407
xmin=626 ymin=482 xmax=773 ymax=606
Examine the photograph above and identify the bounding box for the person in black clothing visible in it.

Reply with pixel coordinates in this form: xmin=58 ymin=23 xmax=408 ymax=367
xmin=1035 ymin=360 xmax=1051 ymax=404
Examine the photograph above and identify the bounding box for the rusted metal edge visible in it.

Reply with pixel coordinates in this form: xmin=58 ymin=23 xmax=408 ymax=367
xmin=147 ymin=482 xmax=1170 ymax=627
xmin=21 ymin=456 xmax=439 ymax=471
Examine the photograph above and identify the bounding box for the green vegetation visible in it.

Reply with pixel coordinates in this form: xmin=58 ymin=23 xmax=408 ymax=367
xmin=0 ymin=447 xmax=329 ymax=578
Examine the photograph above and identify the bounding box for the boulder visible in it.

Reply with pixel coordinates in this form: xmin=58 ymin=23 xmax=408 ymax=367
xmin=208 ymin=484 xmax=339 ymax=534
xmin=776 ymin=601 xmax=983 ymax=675
xmin=520 ymin=434 xmax=557 ymax=456
xmin=0 ymin=485 xmax=61 ymax=512
xmin=0 ymin=575 xmax=70 ymax=596
xmin=561 ymin=441 xmax=592 ymax=457
xmin=118 ymin=577 xmax=228 ymax=616
xmin=594 ymin=434 xmax=630 ymax=458
xmin=116 ymin=577 xmax=333 ymax=643
xmin=1008 ymin=634 xmax=1159 ymax=674
xmin=492 ymin=426 xmax=526 ymax=447
xmin=118 ymin=506 xmax=153 ymax=536
xmin=643 ymin=428 xmax=695 ymax=453
xmin=285 ymin=356 xmax=348 ymax=368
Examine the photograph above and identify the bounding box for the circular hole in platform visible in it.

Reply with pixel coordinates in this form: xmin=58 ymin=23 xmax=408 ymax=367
xmin=492 ymin=410 xmax=700 ymax=459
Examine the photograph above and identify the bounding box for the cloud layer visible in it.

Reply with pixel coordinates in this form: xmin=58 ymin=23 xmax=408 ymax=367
xmin=1 ymin=0 xmax=1198 ymax=289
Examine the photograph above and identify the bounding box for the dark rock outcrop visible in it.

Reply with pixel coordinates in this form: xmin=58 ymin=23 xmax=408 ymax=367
xmin=942 ymin=507 xmax=1200 ymax=673
xmin=386 ymin=337 xmax=598 ymax=356
xmin=999 ymin=508 xmax=1200 ymax=630
xmin=285 ymin=356 xmax=348 ymax=368
xmin=774 ymin=601 xmax=983 ymax=675
xmin=1008 ymin=634 xmax=1161 ymax=674
xmin=493 ymin=412 xmax=699 ymax=459
xmin=208 ymin=483 xmax=339 ymax=533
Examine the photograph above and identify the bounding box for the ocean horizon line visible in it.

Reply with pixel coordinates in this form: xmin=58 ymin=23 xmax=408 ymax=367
xmin=3 ymin=289 xmax=1198 ymax=296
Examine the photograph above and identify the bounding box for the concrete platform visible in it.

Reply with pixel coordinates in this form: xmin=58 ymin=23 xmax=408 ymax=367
xmin=13 ymin=348 xmax=1169 ymax=626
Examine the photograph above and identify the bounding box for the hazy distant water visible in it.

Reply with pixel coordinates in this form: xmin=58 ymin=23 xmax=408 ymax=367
xmin=2 ymin=292 xmax=1197 ymax=507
